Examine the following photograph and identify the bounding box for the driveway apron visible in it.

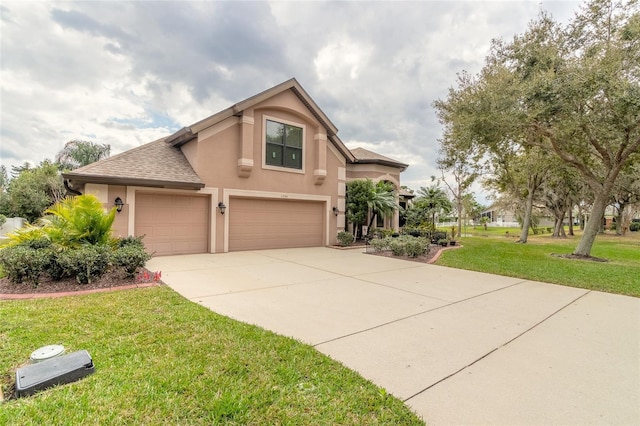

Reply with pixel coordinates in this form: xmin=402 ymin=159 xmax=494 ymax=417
xmin=147 ymin=247 xmax=640 ymax=425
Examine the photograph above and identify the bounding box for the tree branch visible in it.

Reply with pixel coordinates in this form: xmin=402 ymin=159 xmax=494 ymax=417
xmin=582 ymin=123 xmax=612 ymax=170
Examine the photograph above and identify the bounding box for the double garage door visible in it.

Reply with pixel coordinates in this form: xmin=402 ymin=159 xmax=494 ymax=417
xmin=229 ymin=198 xmax=324 ymax=251
xmin=135 ymin=193 xmax=325 ymax=255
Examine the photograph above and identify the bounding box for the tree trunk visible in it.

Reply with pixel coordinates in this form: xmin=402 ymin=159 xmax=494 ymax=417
xmin=456 ymin=199 xmax=463 ymax=238
xmin=553 ymin=216 xmax=567 ymax=238
xmin=367 ymin=211 xmax=377 ymax=234
xmin=573 ymin=190 xmax=608 ymax=256
xmin=518 ymin=190 xmax=535 ymax=243
xmin=568 ymin=205 xmax=574 ymax=236
xmin=615 ymin=203 xmax=625 ymax=236
xmin=553 ymin=215 xmax=564 ymax=238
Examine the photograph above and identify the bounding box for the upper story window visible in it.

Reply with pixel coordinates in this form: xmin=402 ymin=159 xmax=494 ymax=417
xmin=265 ymin=119 xmax=303 ymax=170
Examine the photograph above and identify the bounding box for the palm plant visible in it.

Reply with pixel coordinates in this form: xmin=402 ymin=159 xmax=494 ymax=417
xmin=414 ymin=185 xmax=453 ymax=228
xmin=55 ymin=140 xmax=111 ymax=170
xmin=366 ymin=181 xmax=397 ymax=232
xmin=42 ymin=194 xmax=116 ymax=247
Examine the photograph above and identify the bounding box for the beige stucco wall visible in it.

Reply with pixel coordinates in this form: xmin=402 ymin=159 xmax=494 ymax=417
xmin=184 ymin=90 xmax=345 ymax=247
xmin=86 ymin=90 xmax=406 ymax=251
xmin=345 ymin=164 xmax=401 ymax=188
xmin=108 ymin=185 xmax=128 ymax=238
xmin=84 ymin=183 xmax=129 ymax=239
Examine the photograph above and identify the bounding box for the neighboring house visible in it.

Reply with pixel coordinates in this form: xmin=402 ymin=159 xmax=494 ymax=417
xmin=63 ymin=79 xmax=407 ymax=255
xmin=480 ymin=206 xmax=519 ymax=225
xmin=481 ymin=205 xmax=558 ymax=228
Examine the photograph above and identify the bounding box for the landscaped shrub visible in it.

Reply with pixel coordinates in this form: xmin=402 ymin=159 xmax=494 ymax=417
xmin=380 ymin=236 xmax=430 ymax=257
xmin=369 ymin=237 xmax=391 ymax=252
xmin=389 ymin=238 xmax=406 ymax=256
xmin=431 ymin=231 xmax=447 ymax=244
xmin=57 ymin=244 xmax=112 ymax=284
xmin=337 ymin=231 xmax=355 ymax=247
xmin=43 ymin=194 xmax=116 ymax=247
xmin=630 ymin=222 xmax=640 ymax=232
xmin=45 ymin=247 xmax=71 ymax=281
xmin=0 ymin=245 xmax=49 ymax=286
xmin=403 ymin=227 xmax=428 ymax=238
xmin=112 ymin=244 xmax=152 ymax=278
xmin=19 ymin=236 xmax=52 ymax=250
xmin=117 ymin=235 xmax=147 ymax=249
xmin=404 ymin=237 xmax=429 ymax=257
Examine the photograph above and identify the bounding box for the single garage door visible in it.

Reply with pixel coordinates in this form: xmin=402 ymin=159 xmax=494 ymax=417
xmin=135 ymin=193 xmax=209 ymax=256
xmin=229 ymin=198 xmax=324 ymax=251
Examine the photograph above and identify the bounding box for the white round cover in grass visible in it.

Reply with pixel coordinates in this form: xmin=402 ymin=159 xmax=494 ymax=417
xmin=30 ymin=344 xmax=65 ymax=363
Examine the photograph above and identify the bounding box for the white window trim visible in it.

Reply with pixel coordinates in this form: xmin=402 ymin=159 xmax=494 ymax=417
xmin=262 ymin=114 xmax=306 ymax=174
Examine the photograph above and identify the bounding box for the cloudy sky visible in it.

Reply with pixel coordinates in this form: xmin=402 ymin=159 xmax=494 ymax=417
xmin=1 ymin=0 xmax=581 ymax=199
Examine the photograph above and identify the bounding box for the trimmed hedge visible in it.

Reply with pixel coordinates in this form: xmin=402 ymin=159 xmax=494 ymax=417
xmin=337 ymin=231 xmax=355 ymax=247
xmin=0 ymin=237 xmax=152 ymax=286
xmin=112 ymin=245 xmax=152 ymax=278
xmin=57 ymin=245 xmax=112 ymax=284
xmin=370 ymin=236 xmax=429 ymax=258
xmin=0 ymin=245 xmax=49 ymax=286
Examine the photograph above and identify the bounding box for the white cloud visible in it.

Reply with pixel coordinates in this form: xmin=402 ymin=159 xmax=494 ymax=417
xmin=1 ymin=0 xmax=582 ymax=199
xmin=315 ymin=37 xmax=374 ymax=81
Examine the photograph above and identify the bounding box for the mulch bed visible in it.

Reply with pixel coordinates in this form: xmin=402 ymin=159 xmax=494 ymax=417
xmin=551 ymin=253 xmax=609 ymax=262
xmin=0 ymin=268 xmax=161 ymax=298
xmin=366 ymin=243 xmax=461 ymax=264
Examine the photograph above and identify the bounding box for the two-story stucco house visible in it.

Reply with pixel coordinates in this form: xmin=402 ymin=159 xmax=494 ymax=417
xmin=63 ymin=79 xmax=408 ymax=255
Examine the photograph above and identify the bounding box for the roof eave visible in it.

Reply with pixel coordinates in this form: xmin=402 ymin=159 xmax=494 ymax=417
xmin=62 ymin=173 xmax=205 ymax=190
xmin=353 ymin=159 xmax=409 ymax=172
xmin=165 ymin=127 xmax=197 ymax=147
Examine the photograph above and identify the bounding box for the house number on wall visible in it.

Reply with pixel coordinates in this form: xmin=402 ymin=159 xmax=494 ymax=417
xmin=281 ymin=194 xmax=288 ymax=198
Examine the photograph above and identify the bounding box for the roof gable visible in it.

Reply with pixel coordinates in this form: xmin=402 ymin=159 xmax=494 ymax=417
xmin=63 ymin=80 xmax=408 ymax=188
xmin=165 ymin=78 xmax=355 ymax=162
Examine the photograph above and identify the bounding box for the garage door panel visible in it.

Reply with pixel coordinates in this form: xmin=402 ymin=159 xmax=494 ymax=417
xmin=135 ymin=193 xmax=209 ymax=256
xmin=229 ymin=198 xmax=324 ymax=251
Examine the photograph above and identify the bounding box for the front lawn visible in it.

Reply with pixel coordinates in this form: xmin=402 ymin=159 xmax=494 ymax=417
xmin=0 ymin=286 xmax=423 ymax=425
xmin=435 ymin=232 xmax=640 ymax=297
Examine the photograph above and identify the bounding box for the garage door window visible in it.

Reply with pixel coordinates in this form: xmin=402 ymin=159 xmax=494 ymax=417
xmin=265 ymin=119 xmax=303 ymax=170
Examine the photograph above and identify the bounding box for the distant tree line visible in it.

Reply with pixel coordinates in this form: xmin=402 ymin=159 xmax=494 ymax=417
xmin=0 ymin=140 xmax=110 ymax=222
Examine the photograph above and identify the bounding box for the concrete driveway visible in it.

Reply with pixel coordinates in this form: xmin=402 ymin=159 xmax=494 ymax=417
xmin=147 ymin=247 xmax=640 ymax=425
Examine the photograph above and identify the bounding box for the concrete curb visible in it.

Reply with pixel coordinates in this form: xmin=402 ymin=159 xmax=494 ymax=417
xmin=427 ymin=244 xmax=463 ymax=264
xmin=0 ymin=282 xmax=161 ymax=300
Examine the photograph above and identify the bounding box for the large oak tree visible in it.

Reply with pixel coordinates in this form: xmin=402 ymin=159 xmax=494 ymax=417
xmin=434 ymin=0 xmax=640 ymax=257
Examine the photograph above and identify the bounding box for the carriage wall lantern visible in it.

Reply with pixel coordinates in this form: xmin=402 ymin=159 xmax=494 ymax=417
xmin=114 ymin=197 xmax=124 ymax=213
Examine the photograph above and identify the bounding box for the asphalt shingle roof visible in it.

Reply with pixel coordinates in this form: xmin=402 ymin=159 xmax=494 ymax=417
xmin=63 ymin=138 xmax=203 ymax=188
xmin=350 ymin=147 xmax=408 ymax=169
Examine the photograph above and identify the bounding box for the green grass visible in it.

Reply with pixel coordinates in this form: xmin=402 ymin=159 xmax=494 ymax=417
xmin=0 ymin=286 xmax=423 ymax=425
xmin=436 ymin=231 xmax=640 ymax=297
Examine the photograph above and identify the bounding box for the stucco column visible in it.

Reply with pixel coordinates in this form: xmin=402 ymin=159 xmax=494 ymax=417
xmin=393 ymin=192 xmax=400 ymax=231
xmin=314 ymin=131 xmax=327 ymax=185
xmin=238 ymin=114 xmax=254 ymax=177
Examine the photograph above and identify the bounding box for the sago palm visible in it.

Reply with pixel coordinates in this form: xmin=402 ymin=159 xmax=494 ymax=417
xmin=43 ymin=194 xmax=116 ymax=247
